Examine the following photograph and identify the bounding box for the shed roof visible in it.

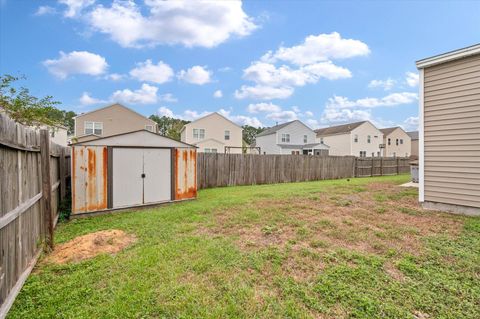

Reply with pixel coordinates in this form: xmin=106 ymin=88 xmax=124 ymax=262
xmin=72 ymin=130 xmax=196 ymax=148
xmin=416 ymin=43 xmax=480 ymax=69
xmin=314 ymin=121 xmax=367 ymax=136
xmin=256 ymin=120 xmax=307 ymax=137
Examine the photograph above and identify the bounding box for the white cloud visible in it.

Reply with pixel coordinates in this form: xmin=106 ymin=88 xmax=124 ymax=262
xmin=405 ymin=72 xmax=419 ymax=87
xmin=59 ymin=0 xmax=95 ymax=18
xmin=403 ymin=116 xmax=419 ymax=131
xmin=261 ymin=32 xmax=370 ymax=66
xmin=157 ymin=106 xmax=175 ymax=117
xmin=104 ymin=73 xmax=125 ymax=81
xmin=35 ymin=6 xmax=56 ymax=16
xmin=235 ymin=85 xmax=294 ymax=100
xmin=178 ymin=66 xmax=211 ymax=85
xmin=305 ymin=111 xmax=314 ymax=117
xmin=86 ymin=0 xmax=256 ymax=48
xmin=213 ymin=90 xmax=223 ymax=98
xmin=218 ymin=108 xmax=263 ymax=127
xmin=368 ymin=78 xmax=396 ymax=90
xmin=321 ymin=107 xmax=373 ymax=125
xmin=43 ymin=51 xmax=108 ymax=79
xmin=79 ymin=92 xmax=106 ymax=106
xmin=247 ymin=102 xmax=281 ymax=114
xmin=266 ymin=110 xmax=298 ymax=123
xmin=326 ymin=92 xmax=418 ymax=109
xmin=306 ymin=118 xmax=319 ymax=128
xmin=111 ymin=83 xmax=158 ymax=104
xmin=159 ymin=93 xmax=177 ymax=103
xmin=218 ymin=66 xmax=232 ymax=72
xmin=129 ymin=59 xmax=173 ymax=84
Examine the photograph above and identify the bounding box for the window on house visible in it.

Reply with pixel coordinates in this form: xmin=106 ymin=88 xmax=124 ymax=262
xmin=372 ymin=152 xmax=375 ymax=157
xmin=377 ymin=151 xmax=380 ymax=157
xmin=359 ymin=151 xmax=366 ymax=157
xmin=281 ymin=133 xmax=290 ymax=143
xmin=388 ymin=138 xmax=391 ymax=145
xmin=193 ymin=128 xmax=205 ymax=140
xmin=204 ymin=148 xmax=218 ymax=153
xmin=400 ymin=139 xmax=403 ymax=145
xmin=320 ymin=137 xmax=324 ymax=144
xmin=225 ymin=130 xmax=230 ymax=140
xmin=393 ymin=152 xmax=396 ymax=157
xmin=303 ymin=135 xmax=307 ymax=143
xmin=145 ymin=125 xmax=154 ymax=132
xmin=354 ymin=134 xmax=358 ymax=143
xmin=367 ymin=135 xmax=371 ymax=143
xmin=396 ymin=139 xmax=399 ymax=146
xmin=85 ymin=121 xmax=103 ymax=135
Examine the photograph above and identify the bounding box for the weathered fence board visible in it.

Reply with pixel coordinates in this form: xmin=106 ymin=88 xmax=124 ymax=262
xmin=197 ymin=153 xmax=410 ymax=189
xmin=0 ymin=113 xmax=70 ymax=318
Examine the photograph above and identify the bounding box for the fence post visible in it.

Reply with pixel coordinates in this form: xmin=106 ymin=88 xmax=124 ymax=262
xmin=40 ymin=130 xmax=54 ymax=250
xmin=396 ymin=157 xmax=399 ymax=175
xmin=380 ymin=157 xmax=383 ymax=176
xmin=371 ymin=157 xmax=374 ymax=177
xmin=59 ymin=148 xmax=66 ymax=200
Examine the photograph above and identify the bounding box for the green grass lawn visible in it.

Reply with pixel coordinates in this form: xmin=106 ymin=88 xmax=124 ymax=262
xmin=8 ymin=175 xmax=480 ymax=319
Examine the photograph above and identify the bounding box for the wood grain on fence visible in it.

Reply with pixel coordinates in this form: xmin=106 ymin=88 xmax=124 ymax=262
xmin=0 ymin=113 xmax=70 ymax=318
xmin=197 ymin=153 xmax=410 ymax=189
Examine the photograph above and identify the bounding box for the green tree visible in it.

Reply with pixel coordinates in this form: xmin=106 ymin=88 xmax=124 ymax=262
xmin=242 ymin=125 xmax=266 ymax=145
xmin=0 ymin=75 xmax=63 ymax=127
xmin=149 ymin=115 xmax=190 ymax=140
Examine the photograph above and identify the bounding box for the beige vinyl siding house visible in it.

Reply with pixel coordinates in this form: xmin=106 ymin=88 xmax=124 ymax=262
xmin=380 ymin=127 xmax=411 ymax=157
xmin=180 ymin=112 xmax=243 ymax=153
xmin=74 ymin=103 xmax=158 ymax=143
xmin=417 ymin=44 xmax=480 ymax=215
xmin=315 ymin=121 xmax=383 ymax=157
xmin=407 ymin=131 xmax=419 ymax=159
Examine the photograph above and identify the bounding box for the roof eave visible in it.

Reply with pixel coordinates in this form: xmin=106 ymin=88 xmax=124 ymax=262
xmin=416 ymin=43 xmax=480 ymax=69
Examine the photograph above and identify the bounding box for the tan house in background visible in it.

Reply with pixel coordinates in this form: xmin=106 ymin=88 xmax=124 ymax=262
xmin=407 ymin=131 xmax=419 ymax=159
xmin=315 ymin=121 xmax=384 ymax=157
xmin=73 ymin=103 xmax=158 ymax=143
xmin=180 ymin=112 xmax=243 ymax=153
xmin=417 ymin=43 xmax=480 ymax=215
xmin=379 ymin=127 xmax=411 ymax=157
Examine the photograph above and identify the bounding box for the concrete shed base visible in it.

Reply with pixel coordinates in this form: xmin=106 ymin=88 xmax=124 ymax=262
xmin=422 ymin=201 xmax=480 ymax=217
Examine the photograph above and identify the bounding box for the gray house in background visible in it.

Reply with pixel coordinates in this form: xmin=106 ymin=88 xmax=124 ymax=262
xmin=417 ymin=43 xmax=480 ymax=216
xmin=407 ymin=131 xmax=419 ymax=159
xmin=255 ymin=120 xmax=329 ymax=155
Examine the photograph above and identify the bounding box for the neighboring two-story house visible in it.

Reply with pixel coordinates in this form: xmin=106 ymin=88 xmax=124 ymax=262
xmin=379 ymin=127 xmax=411 ymax=157
xmin=255 ymin=120 xmax=329 ymax=155
xmin=407 ymin=131 xmax=419 ymax=159
xmin=180 ymin=112 xmax=243 ymax=153
xmin=315 ymin=121 xmax=383 ymax=157
xmin=73 ymin=103 xmax=158 ymax=143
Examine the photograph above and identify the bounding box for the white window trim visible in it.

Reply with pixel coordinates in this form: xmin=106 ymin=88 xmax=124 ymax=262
xmin=145 ymin=125 xmax=154 ymax=132
xmin=193 ymin=128 xmax=206 ymax=140
xmin=224 ymin=130 xmax=230 ymax=140
xmin=84 ymin=121 xmax=103 ymax=135
xmin=281 ymin=133 xmax=290 ymax=143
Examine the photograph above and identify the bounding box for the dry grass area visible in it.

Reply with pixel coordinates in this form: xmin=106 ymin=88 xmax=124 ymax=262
xmin=200 ymin=182 xmax=462 ymax=281
xmin=45 ymin=229 xmax=136 ymax=264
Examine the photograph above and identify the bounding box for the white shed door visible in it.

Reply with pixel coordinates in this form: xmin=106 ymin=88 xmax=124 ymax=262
xmin=112 ymin=148 xmax=172 ymax=208
xmin=143 ymin=148 xmax=171 ymax=203
xmin=112 ymin=148 xmax=144 ymax=208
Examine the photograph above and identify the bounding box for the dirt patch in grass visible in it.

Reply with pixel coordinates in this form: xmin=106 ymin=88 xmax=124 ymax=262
xmin=199 ymin=182 xmax=463 ymax=257
xmin=45 ymin=230 xmax=136 ymax=264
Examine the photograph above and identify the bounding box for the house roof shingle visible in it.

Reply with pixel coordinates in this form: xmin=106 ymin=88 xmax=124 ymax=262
xmin=407 ymin=131 xmax=419 ymax=140
xmin=314 ymin=121 xmax=367 ymax=137
xmin=256 ymin=120 xmax=296 ymax=137
xmin=379 ymin=127 xmax=399 ymax=136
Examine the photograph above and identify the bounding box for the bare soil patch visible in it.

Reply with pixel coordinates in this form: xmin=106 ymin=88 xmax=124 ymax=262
xmin=45 ymin=229 xmax=136 ymax=264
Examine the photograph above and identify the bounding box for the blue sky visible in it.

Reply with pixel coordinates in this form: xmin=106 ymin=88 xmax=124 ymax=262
xmin=1 ymin=0 xmax=479 ymax=130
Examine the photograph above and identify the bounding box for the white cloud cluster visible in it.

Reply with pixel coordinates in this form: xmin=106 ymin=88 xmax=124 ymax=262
xmin=35 ymin=5 xmax=57 ymax=16
xmin=236 ymin=32 xmax=368 ymax=100
xmin=83 ymin=0 xmax=256 ymax=48
xmin=59 ymin=0 xmax=95 ymax=18
xmin=368 ymin=78 xmax=396 ymax=90
xmin=213 ymin=90 xmax=223 ymax=98
xmin=405 ymin=72 xmax=419 ymax=87
xmin=247 ymin=102 xmax=281 ymax=113
xmin=261 ymin=32 xmax=370 ymax=65
xmin=403 ymin=116 xmax=419 ymax=131
xmin=321 ymin=92 xmax=418 ymax=125
xmin=111 ymin=83 xmax=159 ymax=104
xmin=129 ymin=59 xmax=174 ymax=84
xmin=79 ymin=92 xmax=107 ymax=106
xmin=177 ymin=66 xmax=211 ymax=85
xmin=266 ymin=110 xmax=298 ymax=123
xmin=43 ymin=51 xmax=108 ymax=79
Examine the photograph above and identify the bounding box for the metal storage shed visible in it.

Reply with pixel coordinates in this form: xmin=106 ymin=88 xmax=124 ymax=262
xmin=71 ymin=130 xmax=197 ymax=216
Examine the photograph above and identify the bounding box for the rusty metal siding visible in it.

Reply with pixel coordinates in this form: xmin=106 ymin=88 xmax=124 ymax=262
xmin=71 ymin=146 xmax=108 ymax=214
xmin=174 ymin=149 xmax=197 ymax=200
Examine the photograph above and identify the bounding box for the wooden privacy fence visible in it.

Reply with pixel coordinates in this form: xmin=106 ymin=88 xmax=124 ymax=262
xmin=196 ymin=153 xmax=411 ymax=189
xmin=0 ymin=113 xmax=70 ymax=317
